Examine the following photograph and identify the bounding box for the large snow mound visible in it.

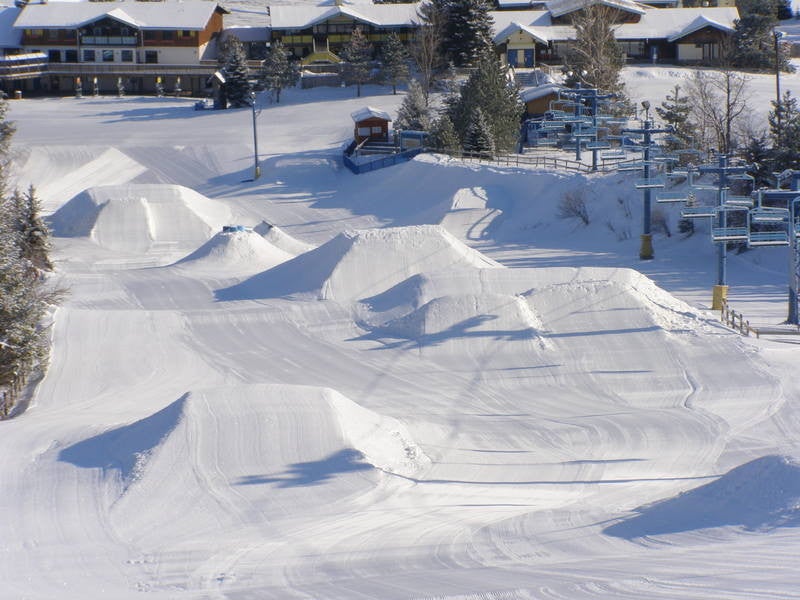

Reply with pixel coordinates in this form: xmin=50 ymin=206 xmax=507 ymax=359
xmin=48 ymin=184 xmax=233 ymax=255
xmin=58 ymin=384 xmax=429 ymax=533
xmin=172 ymin=229 xmax=294 ymax=275
xmin=11 ymin=146 xmax=149 ymax=213
xmin=217 ymin=224 xmax=503 ymax=302
xmin=605 ymin=455 xmax=800 ymax=538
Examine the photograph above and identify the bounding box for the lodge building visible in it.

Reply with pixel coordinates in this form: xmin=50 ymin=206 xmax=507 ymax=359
xmin=0 ymin=0 xmax=746 ymax=96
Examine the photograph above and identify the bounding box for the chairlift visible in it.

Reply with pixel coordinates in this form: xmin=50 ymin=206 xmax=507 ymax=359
xmin=656 ymin=191 xmax=690 ymax=203
xmin=711 ymin=205 xmax=749 ymax=242
xmin=711 ymin=226 xmax=749 ymax=242
xmin=723 ymin=195 xmax=754 ymax=208
xmin=601 ymin=149 xmax=626 ymax=160
xmin=635 ymin=177 xmax=665 ymax=189
xmin=749 ymin=231 xmax=789 ymax=246
xmin=750 ymin=207 xmax=790 ymax=223
xmin=681 ymin=205 xmax=716 ymax=219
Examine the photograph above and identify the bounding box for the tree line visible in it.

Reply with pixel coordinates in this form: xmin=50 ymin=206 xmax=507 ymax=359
xmin=0 ymin=100 xmax=62 ymax=418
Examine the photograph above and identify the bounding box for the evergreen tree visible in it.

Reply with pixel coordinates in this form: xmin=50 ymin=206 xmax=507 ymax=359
xmin=0 ymin=102 xmax=62 ymax=416
xmin=462 ymin=107 xmax=495 ymax=157
xmin=769 ymin=90 xmax=800 ymax=171
xmin=380 ymin=32 xmax=410 ymax=95
xmin=655 ymin=85 xmax=692 ymax=149
xmin=395 ymin=79 xmax=431 ymax=130
xmin=428 ymin=113 xmax=461 ymax=153
xmin=443 ymin=0 xmax=495 ymax=67
xmin=445 ymin=50 xmax=522 ymax=153
xmin=12 ymin=186 xmax=51 ymax=271
xmin=341 ymin=26 xmax=374 ymax=97
xmin=218 ymin=35 xmax=251 ymax=108
xmin=259 ymin=40 xmax=300 ymax=103
xmin=742 ymin=133 xmax=775 ymax=187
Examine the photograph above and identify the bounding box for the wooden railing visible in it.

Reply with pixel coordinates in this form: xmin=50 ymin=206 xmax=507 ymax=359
xmin=720 ymin=300 xmax=800 ymax=338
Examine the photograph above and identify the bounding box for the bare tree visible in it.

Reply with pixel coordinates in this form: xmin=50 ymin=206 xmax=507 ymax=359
xmin=411 ymin=2 xmax=447 ymax=105
xmin=686 ymin=67 xmax=751 ymax=154
xmin=563 ymin=3 xmax=627 ymax=100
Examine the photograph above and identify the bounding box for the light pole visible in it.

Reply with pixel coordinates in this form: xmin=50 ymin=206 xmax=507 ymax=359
xmin=249 ymin=90 xmax=261 ymax=181
xmin=774 ymin=29 xmax=784 ymax=131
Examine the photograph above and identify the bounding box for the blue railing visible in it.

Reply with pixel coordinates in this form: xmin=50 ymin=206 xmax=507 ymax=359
xmin=343 ymin=147 xmax=424 ymax=174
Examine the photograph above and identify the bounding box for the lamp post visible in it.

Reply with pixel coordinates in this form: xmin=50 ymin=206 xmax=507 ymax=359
xmin=774 ymin=29 xmax=784 ymax=131
xmin=249 ymin=90 xmax=261 ymax=181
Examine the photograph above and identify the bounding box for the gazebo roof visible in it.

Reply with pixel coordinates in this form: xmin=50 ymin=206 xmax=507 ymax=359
xmin=351 ymin=106 xmax=392 ymax=122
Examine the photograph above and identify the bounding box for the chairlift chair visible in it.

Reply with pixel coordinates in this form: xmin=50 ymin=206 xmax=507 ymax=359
xmin=635 ymin=177 xmax=666 ymax=189
xmin=749 ymin=231 xmax=789 ymax=246
xmin=681 ymin=205 xmax=716 ymax=219
xmin=656 ymin=191 xmax=691 ymax=203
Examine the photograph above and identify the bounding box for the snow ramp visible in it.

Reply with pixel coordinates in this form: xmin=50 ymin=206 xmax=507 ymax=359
xmin=605 ymin=455 xmax=800 ymax=538
xmin=12 ymin=146 xmax=149 ymax=213
xmin=49 ymin=184 xmax=233 ymax=255
xmin=171 ymin=229 xmax=294 ymax=276
xmin=57 ymin=384 xmax=428 ymax=544
xmin=217 ymin=224 xmax=502 ymax=302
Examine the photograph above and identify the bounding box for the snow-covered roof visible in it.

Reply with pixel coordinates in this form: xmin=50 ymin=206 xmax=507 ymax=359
xmin=269 ymin=3 xmax=421 ymax=30
xmin=546 ymin=0 xmax=646 ymax=18
xmin=666 ymin=13 xmax=735 ymax=42
xmin=490 ymin=6 xmax=738 ymax=43
xmin=491 ymin=10 xmax=551 ymax=39
xmin=0 ymin=6 xmax=21 ymax=48
xmin=494 ymin=19 xmax=551 ymax=44
xmin=351 ymin=106 xmax=391 ymax=122
xmin=13 ymin=1 xmax=228 ymax=30
xmin=520 ymin=83 xmax=566 ymax=103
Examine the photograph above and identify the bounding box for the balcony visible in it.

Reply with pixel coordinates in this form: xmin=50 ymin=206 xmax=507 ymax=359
xmin=80 ymin=35 xmax=138 ymax=46
xmin=0 ymin=53 xmax=48 ymax=80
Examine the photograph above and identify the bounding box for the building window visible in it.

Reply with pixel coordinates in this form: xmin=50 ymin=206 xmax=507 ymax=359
xmin=121 ymin=50 xmax=133 ymax=62
xmin=83 ymin=49 xmax=96 ymax=62
xmin=145 ymin=50 xmax=158 ymax=64
xmin=103 ymin=49 xmax=114 ymax=62
xmin=65 ymin=49 xmax=77 ymax=62
xmin=47 ymin=29 xmax=58 ymax=40
xmin=162 ymin=30 xmax=174 ymax=41
xmin=144 ymin=31 xmax=156 ymax=41
xmin=48 ymin=49 xmax=61 ymax=63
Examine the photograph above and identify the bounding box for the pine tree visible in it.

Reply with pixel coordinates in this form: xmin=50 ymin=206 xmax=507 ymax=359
xmin=395 ymin=79 xmax=431 ymax=130
xmin=444 ymin=0 xmax=495 ymax=67
xmin=0 ymin=101 xmax=62 ymax=418
xmin=742 ymin=133 xmax=775 ymax=187
xmin=341 ymin=26 xmax=374 ymax=97
xmin=259 ymin=40 xmax=300 ymax=103
xmin=769 ymin=90 xmax=800 ymax=171
xmin=655 ymin=85 xmax=692 ymax=149
xmin=429 ymin=114 xmax=461 ymax=153
xmin=380 ymin=32 xmax=409 ymax=95
xmin=218 ymin=35 xmax=251 ymax=108
xmin=445 ymin=50 xmax=522 ymax=153
xmin=463 ymin=107 xmax=495 ymax=157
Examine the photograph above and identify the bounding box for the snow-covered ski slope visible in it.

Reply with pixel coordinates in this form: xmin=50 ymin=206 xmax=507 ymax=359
xmin=3 ymin=69 xmax=800 ymax=599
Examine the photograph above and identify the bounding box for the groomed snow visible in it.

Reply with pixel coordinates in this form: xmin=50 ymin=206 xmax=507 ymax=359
xmin=2 ymin=66 xmax=800 ymax=599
